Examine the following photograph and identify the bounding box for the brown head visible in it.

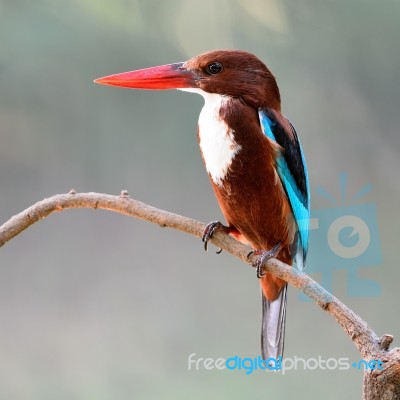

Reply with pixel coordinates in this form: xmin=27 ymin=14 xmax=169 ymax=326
xmin=95 ymin=50 xmax=281 ymax=111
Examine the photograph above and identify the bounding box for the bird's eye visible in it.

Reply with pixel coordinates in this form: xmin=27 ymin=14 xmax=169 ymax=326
xmin=205 ymin=62 xmax=223 ymax=75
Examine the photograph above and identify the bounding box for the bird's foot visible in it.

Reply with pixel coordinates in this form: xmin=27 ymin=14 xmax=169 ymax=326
xmin=202 ymin=221 xmax=226 ymax=252
xmin=248 ymin=243 xmax=282 ymax=278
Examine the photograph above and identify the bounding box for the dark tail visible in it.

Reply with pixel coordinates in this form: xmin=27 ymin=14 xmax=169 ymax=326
xmin=261 ymin=284 xmax=287 ymax=360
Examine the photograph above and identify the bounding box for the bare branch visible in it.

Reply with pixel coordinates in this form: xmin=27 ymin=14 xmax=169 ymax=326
xmin=0 ymin=191 xmax=398 ymax=396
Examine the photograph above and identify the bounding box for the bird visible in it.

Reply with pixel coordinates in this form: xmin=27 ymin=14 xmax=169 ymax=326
xmin=95 ymin=50 xmax=310 ymax=360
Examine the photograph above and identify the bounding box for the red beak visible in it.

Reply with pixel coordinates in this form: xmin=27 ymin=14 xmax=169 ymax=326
xmin=94 ymin=62 xmax=196 ymax=90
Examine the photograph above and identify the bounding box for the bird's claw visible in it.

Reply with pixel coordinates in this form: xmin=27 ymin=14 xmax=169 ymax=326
xmin=202 ymin=221 xmax=225 ymax=252
xmin=248 ymin=243 xmax=282 ymax=278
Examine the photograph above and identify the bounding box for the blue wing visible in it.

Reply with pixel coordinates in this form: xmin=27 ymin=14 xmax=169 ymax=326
xmin=258 ymin=108 xmax=310 ymax=269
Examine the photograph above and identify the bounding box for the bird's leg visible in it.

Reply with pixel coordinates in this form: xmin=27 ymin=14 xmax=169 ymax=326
xmin=202 ymin=221 xmax=227 ymax=252
xmin=248 ymin=243 xmax=282 ymax=278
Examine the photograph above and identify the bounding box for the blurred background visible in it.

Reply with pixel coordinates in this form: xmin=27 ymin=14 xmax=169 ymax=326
xmin=0 ymin=0 xmax=399 ymax=398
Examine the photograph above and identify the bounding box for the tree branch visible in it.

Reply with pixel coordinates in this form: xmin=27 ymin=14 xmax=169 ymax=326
xmin=0 ymin=190 xmax=398 ymax=398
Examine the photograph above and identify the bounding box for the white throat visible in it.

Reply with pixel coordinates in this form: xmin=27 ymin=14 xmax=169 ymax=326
xmin=179 ymin=88 xmax=241 ymax=186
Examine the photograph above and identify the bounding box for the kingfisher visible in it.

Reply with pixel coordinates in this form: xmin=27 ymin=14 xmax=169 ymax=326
xmin=95 ymin=50 xmax=310 ymax=360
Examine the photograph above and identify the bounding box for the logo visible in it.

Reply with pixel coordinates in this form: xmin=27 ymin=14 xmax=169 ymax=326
xmin=303 ymin=173 xmax=382 ymax=299
xmin=187 ymin=354 xmax=384 ymax=375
